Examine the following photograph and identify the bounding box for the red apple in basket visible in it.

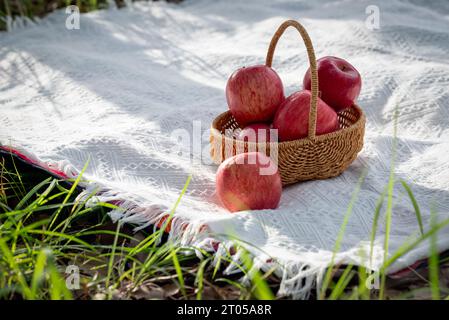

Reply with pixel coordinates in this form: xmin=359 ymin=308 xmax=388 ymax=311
xmin=237 ymin=123 xmax=274 ymax=143
xmin=303 ymin=56 xmax=361 ymax=112
xmin=226 ymin=65 xmax=285 ymax=126
xmin=272 ymin=90 xmax=339 ymax=141
xmin=216 ymin=152 xmax=282 ymax=213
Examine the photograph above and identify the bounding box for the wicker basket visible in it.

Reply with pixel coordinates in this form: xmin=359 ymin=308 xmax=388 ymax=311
xmin=210 ymin=20 xmax=366 ymax=186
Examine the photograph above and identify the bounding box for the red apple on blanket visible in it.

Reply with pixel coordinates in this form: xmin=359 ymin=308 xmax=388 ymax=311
xmin=237 ymin=123 xmax=274 ymax=143
xmin=226 ymin=65 xmax=285 ymax=126
xmin=272 ymin=90 xmax=339 ymax=141
xmin=303 ymin=56 xmax=361 ymax=112
xmin=216 ymin=152 xmax=282 ymax=212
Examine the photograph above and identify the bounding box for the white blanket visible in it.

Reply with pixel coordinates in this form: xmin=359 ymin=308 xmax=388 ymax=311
xmin=1 ymin=0 xmax=449 ymax=298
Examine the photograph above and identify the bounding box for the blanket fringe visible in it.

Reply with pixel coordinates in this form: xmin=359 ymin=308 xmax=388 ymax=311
xmin=1 ymin=143 xmax=329 ymax=299
xmin=77 ymin=182 xmax=327 ymax=299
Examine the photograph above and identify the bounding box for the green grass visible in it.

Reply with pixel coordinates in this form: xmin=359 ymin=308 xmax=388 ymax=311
xmin=0 ymin=153 xmax=278 ymax=300
xmin=319 ymin=170 xmax=367 ymax=299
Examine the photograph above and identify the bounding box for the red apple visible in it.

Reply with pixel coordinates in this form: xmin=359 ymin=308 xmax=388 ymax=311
xmin=303 ymin=56 xmax=361 ymax=112
xmin=216 ymin=152 xmax=282 ymax=212
xmin=226 ymin=65 xmax=284 ymax=126
xmin=237 ymin=123 xmax=274 ymax=143
xmin=272 ymin=90 xmax=339 ymax=141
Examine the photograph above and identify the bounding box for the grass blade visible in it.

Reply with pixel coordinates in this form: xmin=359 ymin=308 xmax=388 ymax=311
xmin=429 ymin=208 xmax=440 ymax=300
xmin=171 ymin=248 xmax=186 ymax=297
xmin=240 ymin=249 xmax=274 ymax=300
xmin=49 ymin=158 xmax=89 ymax=230
xmin=400 ymin=180 xmax=424 ymax=235
xmin=319 ymin=170 xmax=367 ymax=299
xmin=369 ymin=187 xmax=387 ymax=267
xmin=105 ymin=221 xmax=122 ymax=298
xmin=329 ymin=264 xmax=355 ymax=300
xmin=15 ymin=177 xmax=52 ymax=210
xmin=195 ymin=259 xmax=209 ymax=300
xmin=379 ymin=107 xmax=399 ymax=300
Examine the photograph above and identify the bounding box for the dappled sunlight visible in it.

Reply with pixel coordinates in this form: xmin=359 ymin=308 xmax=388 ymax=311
xmin=1 ymin=0 xmax=449 ymax=301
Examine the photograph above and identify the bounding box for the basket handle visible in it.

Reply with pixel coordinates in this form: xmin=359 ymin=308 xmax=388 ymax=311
xmin=265 ymin=20 xmax=319 ymax=140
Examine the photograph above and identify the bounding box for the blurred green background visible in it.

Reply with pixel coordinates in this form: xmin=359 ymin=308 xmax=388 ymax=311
xmin=0 ymin=0 xmax=182 ymax=31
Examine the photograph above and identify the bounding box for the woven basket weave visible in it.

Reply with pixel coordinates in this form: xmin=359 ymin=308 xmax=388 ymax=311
xmin=210 ymin=20 xmax=366 ymax=186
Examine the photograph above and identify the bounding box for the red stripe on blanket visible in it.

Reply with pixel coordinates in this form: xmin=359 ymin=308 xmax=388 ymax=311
xmin=0 ymin=146 xmax=69 ymax=179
